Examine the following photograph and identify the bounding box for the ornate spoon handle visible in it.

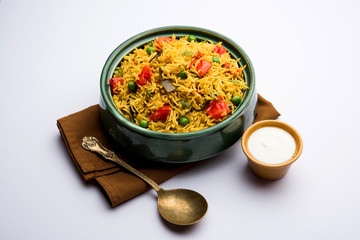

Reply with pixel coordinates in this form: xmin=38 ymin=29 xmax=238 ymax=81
xmin=81 ymin=136 xmax=161 ymax=192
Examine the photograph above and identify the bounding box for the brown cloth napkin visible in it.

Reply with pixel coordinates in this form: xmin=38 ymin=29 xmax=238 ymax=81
xmin=57 ymin=94 xmax=280 ymax=207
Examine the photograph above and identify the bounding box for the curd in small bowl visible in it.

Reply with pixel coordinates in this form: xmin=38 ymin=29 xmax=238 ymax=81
xmin=241 ymin=120 xmax=303 ymax=180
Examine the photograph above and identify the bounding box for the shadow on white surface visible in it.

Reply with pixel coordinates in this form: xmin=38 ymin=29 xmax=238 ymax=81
xmin=240 ymin=163 xmax=281 ymax=189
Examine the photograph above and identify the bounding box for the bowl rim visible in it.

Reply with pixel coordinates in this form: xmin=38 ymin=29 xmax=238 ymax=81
xmin=100 ymin=25 xmax=256 ymax=139
xmin=241 ymin=120 xmax=303 ymax=167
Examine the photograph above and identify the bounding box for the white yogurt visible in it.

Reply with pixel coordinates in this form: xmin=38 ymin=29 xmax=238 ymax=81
xmin=247 ymin=126 xmax=296 ymax=164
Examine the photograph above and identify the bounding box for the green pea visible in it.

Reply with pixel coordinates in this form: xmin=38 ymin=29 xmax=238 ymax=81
xmin=179 ymin=116 xmax=189 ymax=126
xmin=139 ymin=120 xmax=149 ymax=128
xmin=179 ymin=71 xmax=187 ymax=79
xmin=146 ymin=47 xmax=156 ymax=55
xmin=128 ymin=81 xmax=137 ymax=92
xmin=212 ymin=56 xmax=220 ymax=63
xmin=231 ymin=96 xmax=242 ymax=106
xmin=188 ymin=35 xmax=197 ymax=42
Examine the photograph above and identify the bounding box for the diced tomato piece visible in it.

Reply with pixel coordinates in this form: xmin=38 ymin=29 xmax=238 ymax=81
xmin=137 ymin=65 xmax=152 ymax=86
xmin=154 ymin=37 xmax=174 ymax=51
xmin=222 ymin=62 xmax=231 ymax=69
xmin=233 ymin=69 xmax=242 ymax=77
xmin=149 ymin=105 xmax=171 ymax=121
xmin=189 ymin=59 xmax=212 ymax=77
xmin=109 ymin=77 xmax=124 ymax=88
xmin=222 ymin=62 xmax=232 ymax=74
xmin=194 ymin=50 xmax=204 ymax=58
xmin=213 ymin=45 xmax=227 ymax=56
xmin=188 ymin=51 xmax=204 ymax=69
xmin=196 ymin=60 xmax=212 ymax=77
xmin=222 ymin=62 xmax=242 ymax=76
xmin=205 ymin=95 xmax=230 ymax=119
xmin=109 ymin=77 xmax=124 ymax=95
xmin=189 ymin=58 xmax=198 ymax=69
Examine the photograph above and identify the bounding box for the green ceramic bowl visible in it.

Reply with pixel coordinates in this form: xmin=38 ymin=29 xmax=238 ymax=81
xmin=99 ymin=26 xmax=257 ymax=163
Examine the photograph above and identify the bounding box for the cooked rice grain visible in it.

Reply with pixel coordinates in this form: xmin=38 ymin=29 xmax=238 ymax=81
xmin=111 ymin=35 xmax=248 ymax=133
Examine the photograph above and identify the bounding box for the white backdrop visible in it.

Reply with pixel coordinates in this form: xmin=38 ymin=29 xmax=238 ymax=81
xmin=1 ymin=0 xmax=359 ymax=239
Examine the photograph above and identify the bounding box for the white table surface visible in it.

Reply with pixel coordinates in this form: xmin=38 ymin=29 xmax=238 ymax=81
xmin=1 ymin=0 xmax=359 ymax=239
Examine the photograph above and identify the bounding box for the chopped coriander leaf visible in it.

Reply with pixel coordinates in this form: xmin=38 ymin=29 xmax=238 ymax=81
xmin=210 ymin=90 xmax=220 ymax=100
xmin=179 ymin=99 xmax=190 ymax=109
xmin=114 ymin=67 xmax=124 ymax=76
xmin=230 ymin=79 xmax=241 ymax=84
xmin=145 ymin=90 xmax=153 ymax=98
xmin=181 ymin=51 xmax=193 ymax=57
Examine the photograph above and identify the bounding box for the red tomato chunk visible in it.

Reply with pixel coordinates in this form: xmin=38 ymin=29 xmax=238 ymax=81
xmin=189 ymin=59 xmax=212 ymax=77
xmin=205 ymin=96 xmax=230 ymax=119
xmin=137 ymin=65 xmax=152 ymax=86
xmin=222 ymin=62 xmax=231 ymax=69
xmin=213 ymin=45 xmax=227 ymax=56
xmin=149 ymin=105 xmax=172 ymax=121
xmin=154 ymin=37 xmax=174 ymax=51
xmin=196 ymin=60 xmax=212 ymax=77
xmin=109 ymin=77 xmax=124 ymax=94
xmin=222 ymin=62 xmax=241 ymax=76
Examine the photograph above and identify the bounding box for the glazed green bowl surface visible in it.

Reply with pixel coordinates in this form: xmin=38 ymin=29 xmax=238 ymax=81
xmin=99 ymin=26 xmax=257 ymax=163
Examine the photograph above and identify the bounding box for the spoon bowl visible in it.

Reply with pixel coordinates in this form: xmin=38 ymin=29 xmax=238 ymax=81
xmin=81 ymin=136 xmax=208 ymax=226
xmin=157 ymin=188 xmax=208 ymax=225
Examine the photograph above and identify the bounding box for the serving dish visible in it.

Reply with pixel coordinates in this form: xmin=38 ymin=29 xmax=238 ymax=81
xmin=99 ymin=26 xmax=257 ymax=163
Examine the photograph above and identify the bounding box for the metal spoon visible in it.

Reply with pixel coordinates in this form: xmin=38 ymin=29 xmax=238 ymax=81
xmin=81 ymin=136 xmax=208 ymax=226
